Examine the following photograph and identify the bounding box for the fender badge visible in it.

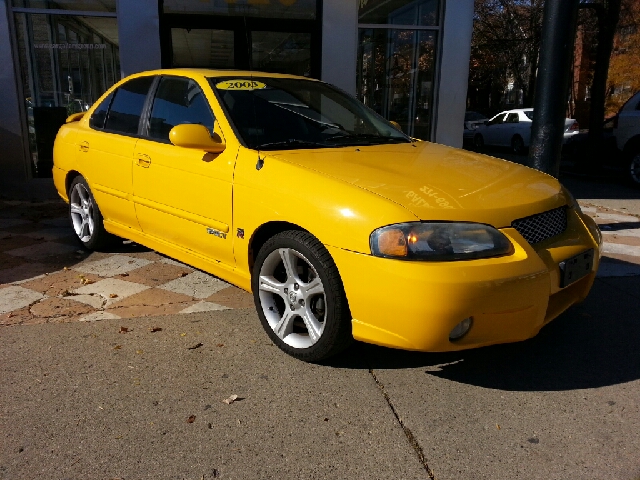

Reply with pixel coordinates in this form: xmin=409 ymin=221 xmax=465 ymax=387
xmin=207 ymin=228 xmax=227 ymax=239
xmin=237 ymin=228 xmax=244 ymax=239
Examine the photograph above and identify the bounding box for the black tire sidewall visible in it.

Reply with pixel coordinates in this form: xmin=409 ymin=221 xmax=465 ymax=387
xmin=474 ymin=134 xmax=484 ymax=149
xmin=628 ymin=153 xmax=640 ymax=189
xmin=251 ymin=231 xmax=350 ymax=362
xmin=512 ymin=135 xmax=524 ymax=154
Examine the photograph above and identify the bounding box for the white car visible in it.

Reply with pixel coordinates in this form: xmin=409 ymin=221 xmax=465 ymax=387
xmin=471 ymin=108 xmax=580 ymax=154
xmin=612 ymin=91 xmax=640 ymax=187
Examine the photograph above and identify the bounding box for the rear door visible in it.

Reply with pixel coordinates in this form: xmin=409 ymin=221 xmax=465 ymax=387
xmin=77 ymin=76 xmax=155 ymax=231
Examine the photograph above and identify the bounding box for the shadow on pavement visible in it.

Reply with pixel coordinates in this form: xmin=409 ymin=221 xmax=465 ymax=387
xmin=328 ymin=275 xmax=640 ymax=392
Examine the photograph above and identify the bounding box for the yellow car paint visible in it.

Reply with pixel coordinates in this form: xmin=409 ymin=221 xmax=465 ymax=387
xmin=53 ymin=68 xmax=601 ymax=354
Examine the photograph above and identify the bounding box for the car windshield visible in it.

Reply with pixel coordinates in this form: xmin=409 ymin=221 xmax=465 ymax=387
xmin=209 ymin=77 xmax=411 ymax=150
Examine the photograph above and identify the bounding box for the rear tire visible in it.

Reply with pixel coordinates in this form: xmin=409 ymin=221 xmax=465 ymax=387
xmin=252 ymin=230 xmax=352 ymax=362
xmin=68 ymin=176 xmax=119 ymax=250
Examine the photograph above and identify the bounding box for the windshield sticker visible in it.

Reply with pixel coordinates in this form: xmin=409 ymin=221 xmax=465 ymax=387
xmin=216 ymin=80 xmax=266 ymax=91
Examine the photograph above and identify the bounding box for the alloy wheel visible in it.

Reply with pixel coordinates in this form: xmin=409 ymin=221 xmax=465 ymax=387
xmin=69 ymin=182 xmax=95 ymax=243
xmin=257 ymin=247 xmax=327 ymax=349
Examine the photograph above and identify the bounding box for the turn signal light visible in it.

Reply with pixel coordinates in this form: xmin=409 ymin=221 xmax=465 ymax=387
xmin=376 ymin=228 xmax=408 ymax=257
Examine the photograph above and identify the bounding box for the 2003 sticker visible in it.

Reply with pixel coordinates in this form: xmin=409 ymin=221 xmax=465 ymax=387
xmin=216 ymin=79 xmax=266 ymax=91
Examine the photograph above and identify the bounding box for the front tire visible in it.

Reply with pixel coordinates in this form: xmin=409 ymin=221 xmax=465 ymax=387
xmin=68 ymin=176 xmax=118 ymax=250
xmin=511 ymin=135 xmax=525 ymax=154
xmin=252 ymin=230 xmax=352 ymax=362
xmin=473 ymin=133 xmax=484 ymax=150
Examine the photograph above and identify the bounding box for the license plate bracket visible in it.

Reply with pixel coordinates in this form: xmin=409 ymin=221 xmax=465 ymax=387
xmin=559 ymin=249 xmax=595 ymax=288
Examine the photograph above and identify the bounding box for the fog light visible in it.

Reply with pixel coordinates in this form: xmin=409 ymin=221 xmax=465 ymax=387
xmin=449 ymin=317 xmax=473 ymax=341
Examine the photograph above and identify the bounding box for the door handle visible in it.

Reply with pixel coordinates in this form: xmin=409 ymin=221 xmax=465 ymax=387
xmin=137 ymin=154 xmax=151 ymax=168
xmin=79 ymin=141 xmax=89 ymax=152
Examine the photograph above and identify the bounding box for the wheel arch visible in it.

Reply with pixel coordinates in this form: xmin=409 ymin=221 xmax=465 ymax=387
xmin=622 ymin=134 xmax=640 ymax=156
xmin=248 ymin=221 xmax=308 ymax=272
xmin=65 ymin=170 xmax=82 ymax=195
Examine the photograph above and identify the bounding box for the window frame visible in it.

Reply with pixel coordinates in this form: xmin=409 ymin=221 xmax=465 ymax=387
xmin=90 ymin=75 xmax=157 ymax=138
xmin=141 ymin=75 xmax=217 ymax=144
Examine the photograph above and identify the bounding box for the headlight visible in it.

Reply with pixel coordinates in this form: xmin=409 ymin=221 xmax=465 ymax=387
xmin=370 ymin=222 xmax=513 ymax=261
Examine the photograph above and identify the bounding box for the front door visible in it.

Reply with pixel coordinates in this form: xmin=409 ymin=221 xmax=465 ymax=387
xmin=132 ymin=75 xmax=236 ymax=267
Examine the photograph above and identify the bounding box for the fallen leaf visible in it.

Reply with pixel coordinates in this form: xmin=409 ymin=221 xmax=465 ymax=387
xmin=119 ymin=327 xmax=130 ymax=334
xmin=136 ymin=349 xmax=144 ymax=354
xmin=109 ymin=293 xmax=118 ymax=298
xmin=149 ymin=327 xmax=162 ymax=332
xmin=63 ymin=266 xmax=69 ymax=271
xmin=81 ymin=278 xmax=94 ymax=285
xmin=180 ymin=333 xmax=187 ymax=337
xmin=113 ymin=345 xmax=122 ymax=350
xmin=187 ymin=415 xmax=196 ymax=423
xmin=496 ymin=424 xmax=501 ymax=430
xmin=217 ymin=343 xmax=224 ymax=347
xmin=188 ymin=343 xmax=204 ymax=350
xmin=222 ymin=394 xmax=239 ymax=405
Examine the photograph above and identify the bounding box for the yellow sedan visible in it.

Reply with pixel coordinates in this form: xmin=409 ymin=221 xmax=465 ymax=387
xmin=53 ymin=69 xmax=602 ymax=361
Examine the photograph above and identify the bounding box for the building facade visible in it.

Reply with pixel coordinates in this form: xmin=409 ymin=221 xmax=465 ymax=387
xmin=0 ymin=0 xmax=473 ymax=198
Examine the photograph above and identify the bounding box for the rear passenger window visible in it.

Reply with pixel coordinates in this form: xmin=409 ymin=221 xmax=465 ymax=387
xmin=148 ymin=77 xmax=214 ymax=142
xmin=104 ymin=76 xmax=154 ymax=135
xmin=89 ymin=92 xmax=113 ymax=130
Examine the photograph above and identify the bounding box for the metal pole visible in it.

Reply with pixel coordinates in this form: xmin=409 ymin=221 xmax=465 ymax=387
xmin=527 ymin=0 xmax=579 ymax=177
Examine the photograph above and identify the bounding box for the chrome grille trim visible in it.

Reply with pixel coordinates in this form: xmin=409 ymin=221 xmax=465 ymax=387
xmin=511 ymin=206 xmax=568 ymax=245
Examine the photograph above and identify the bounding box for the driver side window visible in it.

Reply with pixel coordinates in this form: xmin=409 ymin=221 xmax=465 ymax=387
xmin=147 ymin=77 xmax=215 ymax=142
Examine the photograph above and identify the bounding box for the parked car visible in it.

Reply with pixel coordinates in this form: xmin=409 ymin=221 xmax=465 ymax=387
xmin=53 ymin=70 xmax=601 ymax=362
xmin=462 ymin=111 xmax=488 ymax=142
xmin=612 ymin=91 xmax=640 ymax=187
xmin=471 ymin=108 xmax=580 ymax=154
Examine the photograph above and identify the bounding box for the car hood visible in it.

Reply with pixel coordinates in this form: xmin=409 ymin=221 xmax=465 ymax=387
xmin=267 ymin=141 xmax=568 ymax=228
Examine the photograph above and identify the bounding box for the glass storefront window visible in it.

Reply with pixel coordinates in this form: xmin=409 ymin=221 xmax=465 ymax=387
xmin=252 ymin=31 xmax=311 ymax=76
xmin=14 ymin=12 xmax=119 ymax=177
xmin=171 ymin=29 xmax=234 ymax=69
xmin=12 ymin=0 xmax=116 ymax=13
xmin=359 ymin=0 xmax=438 ymax=26
xmin=357 ymin=28 xmax=437 ymax=140
xmin=163 ymin=0 xmax=317 ymax=20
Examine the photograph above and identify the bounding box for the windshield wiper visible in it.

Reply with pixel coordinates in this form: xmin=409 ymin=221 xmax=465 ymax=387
xmin=327 ymin=133 xmax=411 ymax=144
xmin=254 ymin=139 xmax=331 ymax=151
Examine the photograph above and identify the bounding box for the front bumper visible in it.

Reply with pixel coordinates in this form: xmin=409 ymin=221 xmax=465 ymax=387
xmin=328 ymin=208 xmax=600 ymax=352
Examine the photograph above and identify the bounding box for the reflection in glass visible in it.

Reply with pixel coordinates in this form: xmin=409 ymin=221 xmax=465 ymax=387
xmin=12 ymin=0 xmax=117 ymax=12
xmin=358 ymin=0 xmax=438 ymax=26
xmin=252 ymin=32 xmax=311 ymax=76
xmin=163 ymin=0 xmax=316 ymax=20
xmin=13 ymin=12 xmax=119 ymax=177
xmin=171 ymin=29 xmax=234 ymax=69
xmin=357 ymin=28 xmax=436 ymax=140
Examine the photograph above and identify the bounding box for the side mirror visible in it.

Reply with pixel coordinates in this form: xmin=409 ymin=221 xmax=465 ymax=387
xmin=66 ymin=112 xmax=84 ymax=123
xmin=389 ymin=120 xmax=402 ymax=131
xmin=169 ymin=124 xmax=226 ymax=154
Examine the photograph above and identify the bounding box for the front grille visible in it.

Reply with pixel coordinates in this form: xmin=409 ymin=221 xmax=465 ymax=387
xmin=511 ymin=206 xmax=568 ymax=245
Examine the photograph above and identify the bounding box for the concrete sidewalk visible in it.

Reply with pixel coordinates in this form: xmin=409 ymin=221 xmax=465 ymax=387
xmin=2 ymin=174 xmax=640 ymax=479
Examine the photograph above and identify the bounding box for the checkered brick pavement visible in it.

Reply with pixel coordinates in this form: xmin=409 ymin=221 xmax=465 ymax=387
xmin=1 ymin=199 xmax=639 ymax=326
xmin=0 ymin=200 xmax=254 ymax=326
